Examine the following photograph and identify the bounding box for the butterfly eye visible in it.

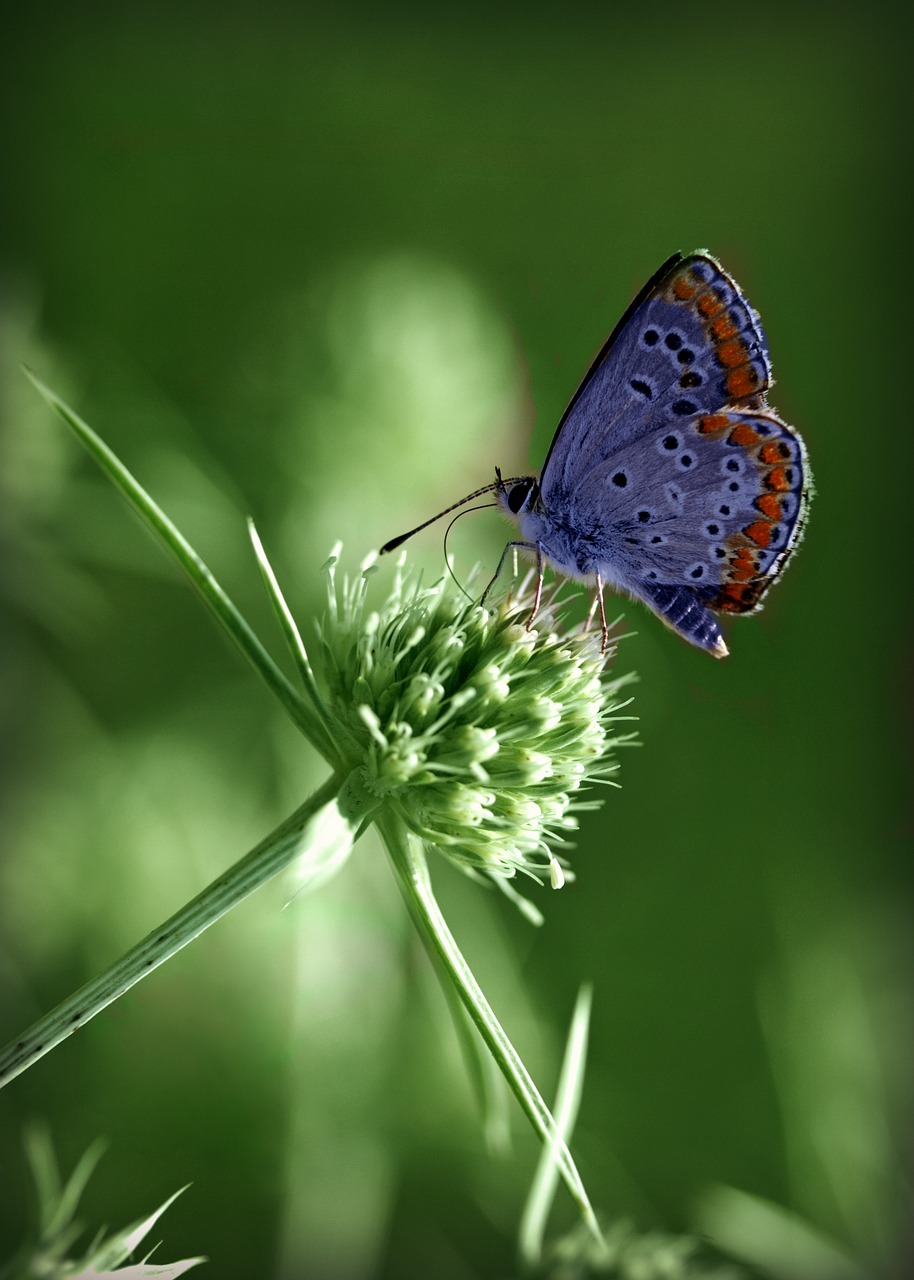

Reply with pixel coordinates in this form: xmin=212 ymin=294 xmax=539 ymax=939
xmin=507 ymin=481 xmax=533 ymax=514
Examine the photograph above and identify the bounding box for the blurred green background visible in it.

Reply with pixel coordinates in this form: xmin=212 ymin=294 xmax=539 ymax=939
xmin=1 ymin=4 xmax=909 ymax=1277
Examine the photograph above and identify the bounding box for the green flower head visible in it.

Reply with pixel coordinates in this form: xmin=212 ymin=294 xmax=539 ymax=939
xmin=314 ymin=552 xmax=636 ymax=884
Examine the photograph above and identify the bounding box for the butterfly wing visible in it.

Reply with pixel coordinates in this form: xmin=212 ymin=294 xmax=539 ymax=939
xmin=531 ymin=253 xmax=810 ymax=654
xmin=540 ymin=252 xmax=772 ymax=495
xmin=570 ymin=409 xmax=809 ymax=649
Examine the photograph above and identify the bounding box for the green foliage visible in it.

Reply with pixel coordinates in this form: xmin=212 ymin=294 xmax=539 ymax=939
xmin=1 ymin=6 xmax=907 ymax=1274
xmin=1 ymin=1129 xmax=203 ymax=1280
xmin=2 ymin=381 xmax=638 ymax=1235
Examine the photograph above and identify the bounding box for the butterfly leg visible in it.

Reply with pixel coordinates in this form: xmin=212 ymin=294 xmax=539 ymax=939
xmin=526 ymin=542 xmax=546 ymax=631
xmin=593 ymin=573 xmax=609 ymax=654
xmin=480 ymin=540 xmax=539 ymax=610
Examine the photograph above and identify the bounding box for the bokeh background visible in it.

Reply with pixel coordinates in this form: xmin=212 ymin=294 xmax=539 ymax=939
xmin=1 ymin=4 xmax=909 ymax=1277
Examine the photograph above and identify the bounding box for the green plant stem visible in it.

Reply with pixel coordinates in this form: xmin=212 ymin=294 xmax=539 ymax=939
xmin=379 ymin=812 xmax=601 ymax=1240
xmin=0 ymin=776 xmax=342 ymax=1090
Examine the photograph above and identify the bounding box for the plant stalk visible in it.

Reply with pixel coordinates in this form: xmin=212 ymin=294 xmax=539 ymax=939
xmin=379 ymin=811 xmax=601 ymax=1240
xmin=0 ymin=775 xmax=342 ymax=1089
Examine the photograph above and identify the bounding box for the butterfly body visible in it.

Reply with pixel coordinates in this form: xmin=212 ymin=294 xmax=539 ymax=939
xmin=493 ymin=251 xmax=811 ymax=656
xmin=381 ymin=250 xmax=810 ymax=657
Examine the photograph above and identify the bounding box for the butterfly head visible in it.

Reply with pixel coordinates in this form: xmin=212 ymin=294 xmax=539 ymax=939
xmin=494 ymin=468 xmax=541 ymax=520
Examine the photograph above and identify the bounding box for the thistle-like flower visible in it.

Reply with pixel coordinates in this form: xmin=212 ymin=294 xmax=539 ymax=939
xmin=313 ymin=553 xmax=636 ymax=885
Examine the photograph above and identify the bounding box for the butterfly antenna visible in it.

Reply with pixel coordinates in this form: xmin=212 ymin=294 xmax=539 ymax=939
xmin=442 ymin=503 xmax=499 ymax=601
xmin=379 ymin=478 xmax=504 ymax=554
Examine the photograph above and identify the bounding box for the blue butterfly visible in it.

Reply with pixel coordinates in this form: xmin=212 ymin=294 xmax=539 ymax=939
xmin=382 ymin=251 xmax=811 ymax=657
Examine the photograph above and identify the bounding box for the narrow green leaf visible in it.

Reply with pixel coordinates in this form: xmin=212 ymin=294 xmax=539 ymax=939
xmin=23 ymin=368 xmax=327 ymax=753
xmin=519 ymin=984 xmax=595 ymax=1266
xmin=0 ymin=776 xmax=343 ymax=1088
xmin=247 ymin=518 xmax=342 ymax=768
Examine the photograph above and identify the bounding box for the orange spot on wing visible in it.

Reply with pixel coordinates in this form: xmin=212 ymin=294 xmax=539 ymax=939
xmin=745 ymin=521 xmax=772 ymax=547
xmin=719 ymin=584 xmax=750 ymax=608
xmin=697 ymin=290 xmax=723 ymax=317
xmin=766 ymin=466 xmax=791 ymax=492
xmin=728 ymin=423 xmax=763 ymax=447
xmin=759 ymin=441 xmax=789 ymax=465
xmin=730 ymin=546 xmax=758 ymax=581
xmin=711 ymin=314 xmax=738 ymax=340
xmin=716 ymin=577 xmax=767 ymax=612
xmin=698 ymin=414 xmax=731 ymax=434
xmin=756 ymin=493 xmax=782 ymax=519
xmin=717 ymin=337 xmax=749 ymax=368
xmin=726 ymin=367 xmax=758 ymax=398
xmin=673 ymin=276 xmax=697 ymax=300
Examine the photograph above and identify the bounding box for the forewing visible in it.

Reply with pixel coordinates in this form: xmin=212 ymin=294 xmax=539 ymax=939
xmin=541 ymin=252 xmax=772 ymax=495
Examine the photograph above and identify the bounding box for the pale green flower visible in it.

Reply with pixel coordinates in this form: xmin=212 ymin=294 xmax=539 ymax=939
xmin=313 ymin=553 xmax=635 ymax=885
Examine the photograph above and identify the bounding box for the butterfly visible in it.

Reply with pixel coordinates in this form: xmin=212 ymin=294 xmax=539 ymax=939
xmin=381 ymin=251 xmax=811 ymax=657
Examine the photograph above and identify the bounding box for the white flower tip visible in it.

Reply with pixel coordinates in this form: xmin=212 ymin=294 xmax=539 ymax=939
xmin=549 ymin=857 xmax=566 ymax=890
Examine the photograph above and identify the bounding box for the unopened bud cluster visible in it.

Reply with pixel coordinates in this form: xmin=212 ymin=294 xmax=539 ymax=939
xmin=314 ymin=556 xmax=634 ymax=881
